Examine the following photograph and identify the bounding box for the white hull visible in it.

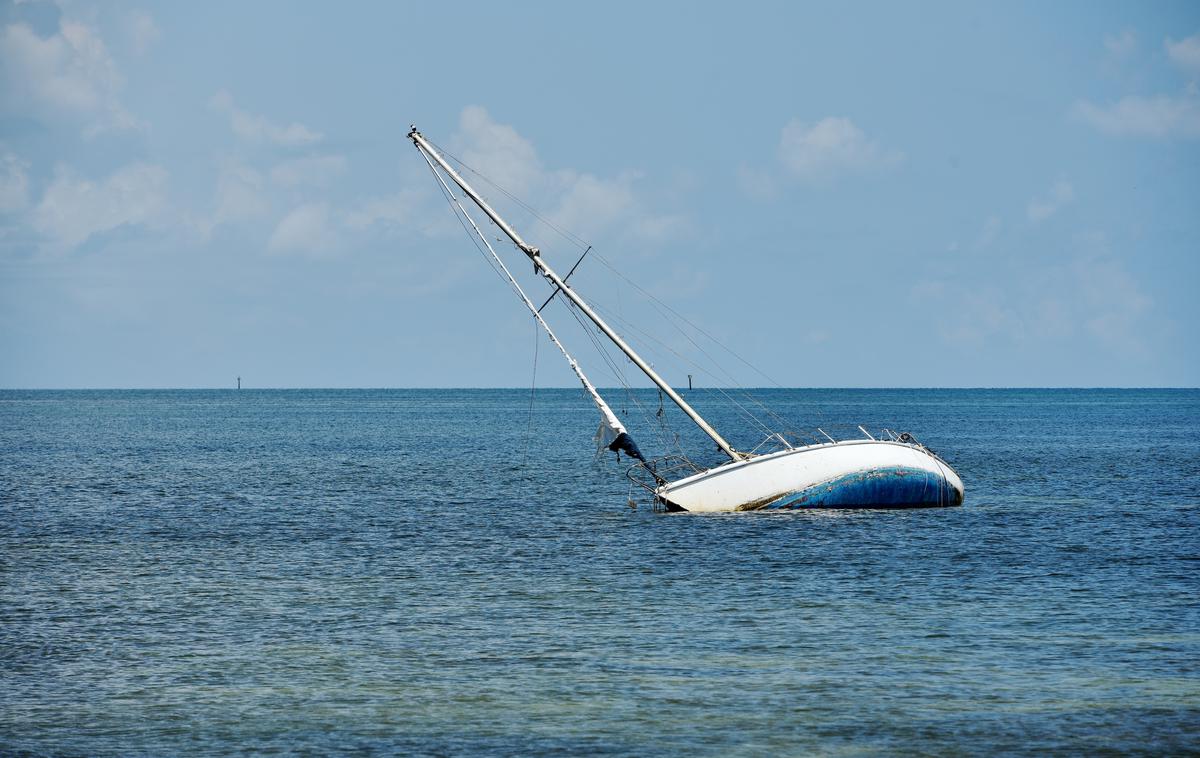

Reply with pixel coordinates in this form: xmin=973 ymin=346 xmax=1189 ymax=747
xmin=410 ymin=126 xmax=967 ymax=515
xmin=656 ymin=439 xmax=963 ymax=512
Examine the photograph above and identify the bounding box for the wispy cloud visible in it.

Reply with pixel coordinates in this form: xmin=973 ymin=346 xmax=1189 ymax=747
xmin=0 ymin=152 xmax=30 ymax=213
xmin=448 ymin=106 xmax=684 ymax=245
xmin=1075 ymin=94 xmax=1200 ymax=138
xmin=452 ymin=105 xmax=543 ymax=197
xmin=777 ymin=117 xmax=903 ymax=178
xmin=33 ymin=162 xmax=169 ymax=251
xmin=736 ymin=163 xmax=777 ymax=200
xmin=1076 ymin=30 xmax=1200 ymax=139
xmin=974 ymin=215 xmax=1002 ymax=250
xmin=269 ymin=154 xmax=347 ymax=189
xmin=1076 ymin=253 xmax=1153 ymax=354
xmin=268 ymin=202 xmax=335 ymax=255
xmin=0 ymin=16 xmax=138 ymax=134
xmin=912 ymin=236 xmax=1154 ymax=358
xmin=197 ymin=105 xmax=682 ymax=257
xmin=212 ymin=160 xmax=269 ymax=226
xmin=210 ymin=90 xmax=322 ymax=147
xmin=128 ymin=11 xmax=160 ymax=55
xmin=1166 ymin=31 xmax=1200 ymax=77
xmin=1104 ymin=29 xmax=1137 ymax=59
xmin=1027 ymin=178 xmax=1074 ymax=222
xmin=343 ymin=190 xmax=422 ymax=233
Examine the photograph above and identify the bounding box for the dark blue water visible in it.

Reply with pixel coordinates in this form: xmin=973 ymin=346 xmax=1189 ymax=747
xmin=2 ymin=389 xmax=1197 ymax=755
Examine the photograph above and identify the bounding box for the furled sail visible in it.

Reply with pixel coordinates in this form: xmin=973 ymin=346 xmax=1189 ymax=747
xmin=591 ymin=386 xmax=646 ymax=463
xmin=417 ymin=146 xmax=645 ymax=463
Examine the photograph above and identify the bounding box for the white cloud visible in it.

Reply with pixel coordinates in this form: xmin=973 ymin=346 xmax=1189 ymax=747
xmin=0 ymin=152 xmax=30 ymax=212
xmin=208 ymin=153 xmax=345 ymax=233
xmin=33 ymin=162 xmax=168 ymax=250
xmin=447 ymin=106 xmax=682 ymax=246
xmin=777 ymin=117 xmax=903 ymax=178
xmin=268 ymin=202 xmax=336 ymax=254
xmin=213 ymin=160 xmax=268 ymax=225
xmin=1104 ymin=29 xmax=1137 ymax=58
xmin=1077 ymin=31 xmax=1200 ymax=139
xmin=802 ymin=328 xmax=830 ymax=344
xmin=200 ymin=108 xmax=681 ymax=255
xmin=1074 ymin=94 xmax=1200 ymax=138
xmin=210 ymin=90 xmax=322 ymax=147
xmin=270 ymin=154 xmax=347 ymax=188
xmin=1074 ymin=255 xmax=1152 ymax=353
xmin=343 ymin=190 xmax=421 ymax=232
xmin=1027 ymin=179 xmax=1074 ymax=222
xmin=452 ymin=105 xmax=543 ymax=196
xmin=975 ymin=215 xmax=1002 ymax=250
xmin=736 ymin=163 xmax=777 ymax=200
xmin=1166 ymin=32 xmax=1200 ymax=77
xmin=912 ymin=245 xmax=1153 ymax=357
xmin=0 ymin=17 xmax=137 ymax=133
xmin=129 ymin=11 xmax=160 ymax=54
xmin=545 ymin=171 xmax=636 ymax=239
xmin=631 ymin=213 xmax=688 ymax=244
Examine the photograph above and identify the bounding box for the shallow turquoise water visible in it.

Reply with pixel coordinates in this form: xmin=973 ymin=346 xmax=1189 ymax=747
xmin=1 ymin=389 xmax=1197 ymax=755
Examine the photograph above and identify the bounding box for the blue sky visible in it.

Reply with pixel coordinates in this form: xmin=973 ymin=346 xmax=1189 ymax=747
xmin=1 ymin=0 xmax=1197 ymax=388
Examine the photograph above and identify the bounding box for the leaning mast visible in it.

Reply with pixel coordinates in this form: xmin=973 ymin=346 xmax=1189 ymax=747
xmin=409 ymin=126 xmax=745 ymax=462
xmin=416 ymin=141 xmax=635 ymax=458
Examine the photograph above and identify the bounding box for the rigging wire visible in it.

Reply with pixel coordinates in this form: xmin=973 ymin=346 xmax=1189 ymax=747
xmin=554 ymin=296 xmax=681 ymax=455
xmin=583 ymin=251 xmax=823 ymax=433
xmin=584 ymin=298 xmax=781 ymax=440
xmin=422 ymin=142 xmax=697 ymax=455
xmin=420 ymin=148 xmax=515 ymax=293
xmin=424 ymin=136 xmax=826 ymax=444
xmin=423 ymin=144 xmax=645 ymax=459
xmin=430 ymin=140 xmax=820 ymax=432
xmin=420 ymin=143 xmax=707 ymax=466
xmin=430 ymin=138 xmax=771 ymax=373
xmin=524 ymin=318 xmax=539 ymax=468
xmin=564 ymin=306 xmax=655 ymax=426
xmin=424 ymin=138 xmax=591 ymax=251
xmin=429 ymin=138 xmax=786 ymax=384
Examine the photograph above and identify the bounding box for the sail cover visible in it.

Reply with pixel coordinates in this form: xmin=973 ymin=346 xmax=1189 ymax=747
xmin=593 ymin=401 xmax=646 ymax=462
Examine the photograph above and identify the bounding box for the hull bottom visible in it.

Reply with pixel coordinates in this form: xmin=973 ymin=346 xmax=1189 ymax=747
xmin=737 ymin=465 xmax=962 ymax=510
xmin=653 ymin=439 xmax=964 ymax=513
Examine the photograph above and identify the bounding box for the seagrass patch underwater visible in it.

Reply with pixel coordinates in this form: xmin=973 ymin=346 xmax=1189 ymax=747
xmin=1 ymin=388 xmax=1197 ymax=755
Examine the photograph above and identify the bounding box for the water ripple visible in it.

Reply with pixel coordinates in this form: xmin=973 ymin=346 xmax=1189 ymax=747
xmin=1 ymin=389 xmax=1197 ymax=755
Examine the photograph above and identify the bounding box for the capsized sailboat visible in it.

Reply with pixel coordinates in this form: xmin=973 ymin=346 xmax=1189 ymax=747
xmin=409 ymin=126 xmax=963 ymax=512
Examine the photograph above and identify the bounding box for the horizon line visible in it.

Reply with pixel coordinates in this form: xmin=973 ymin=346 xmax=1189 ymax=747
xmin=1 ymin=386 xmax=1197 ymax=392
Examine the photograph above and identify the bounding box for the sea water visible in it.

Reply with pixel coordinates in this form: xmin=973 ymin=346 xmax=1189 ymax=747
xmin=1 ymin=388 xmax=1197 ymax=755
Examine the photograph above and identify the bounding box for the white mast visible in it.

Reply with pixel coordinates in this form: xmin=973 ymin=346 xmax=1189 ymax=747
xmin=417 ymin=144 xmax=631 ymax=455
xmin=410 ymin=126 xmax=745 ymax=462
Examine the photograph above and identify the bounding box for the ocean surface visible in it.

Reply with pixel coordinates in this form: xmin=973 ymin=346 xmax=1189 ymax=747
xmin=1 ymin=388 xmax=1197 ymax=756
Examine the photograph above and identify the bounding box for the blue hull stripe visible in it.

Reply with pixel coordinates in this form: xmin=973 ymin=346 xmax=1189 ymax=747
xmin=766 ymin=466 xmax=962 ymax=509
